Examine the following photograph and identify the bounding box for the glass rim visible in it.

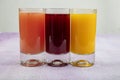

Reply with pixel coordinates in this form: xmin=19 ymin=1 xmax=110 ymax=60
xmin=70 ymin=8 xmax=97 ymax=14
xmin=19 ymin=8 xmax=45 ymax=13
xmin=45 ymin=8 xmax=70 ymax=14
xmin=45 ymin=8 xmax=69 ymax=9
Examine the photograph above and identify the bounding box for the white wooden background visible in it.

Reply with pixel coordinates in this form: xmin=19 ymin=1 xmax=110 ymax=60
xmin=0 ymin=0 xmax=120 ymax=35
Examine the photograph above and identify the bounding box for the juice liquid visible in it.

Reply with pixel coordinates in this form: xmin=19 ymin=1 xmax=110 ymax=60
xmin=19 ymin=12 xmax=45 ymax=54
xmin=71 ymin=14 xmax=96 ymax=54
xmin=45 ymin=14 xmax=70 ymax=54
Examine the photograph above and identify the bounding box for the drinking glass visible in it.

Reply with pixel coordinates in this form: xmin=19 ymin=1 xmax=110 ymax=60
xmin=19 ymin=8 xmax=45 ymax=67
xmin=70 ymin=9 xmax=97 ymax=67
xmin=45 ymin=8 xmax=70 ymax=67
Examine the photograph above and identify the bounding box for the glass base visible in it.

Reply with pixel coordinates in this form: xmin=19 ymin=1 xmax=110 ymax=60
xmin=70 ymin=52 xmax=95 ymax=67
xmin=45 ymin=53 xmax=70 ymax=67
xmin=20 ymin=52 xmax=45 ymax=67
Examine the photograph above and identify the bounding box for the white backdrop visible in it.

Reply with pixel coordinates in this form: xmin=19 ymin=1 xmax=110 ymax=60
xmin=0 ymin=0 xmax=120 ymax=35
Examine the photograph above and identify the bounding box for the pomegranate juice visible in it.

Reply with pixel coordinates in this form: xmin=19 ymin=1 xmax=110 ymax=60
xmin=45 ymin=14 xmax=70 ymax=54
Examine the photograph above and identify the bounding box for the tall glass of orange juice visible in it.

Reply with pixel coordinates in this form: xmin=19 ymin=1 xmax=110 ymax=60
xmin=70 ymin=9 xmax=97 ymax=67
xmin=19 ymin=8 xmax=45 ymax=67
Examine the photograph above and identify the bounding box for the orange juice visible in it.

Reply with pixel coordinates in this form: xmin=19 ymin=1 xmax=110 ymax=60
xmin=19 ymin=12 xmax=45 ymax=54
xmin=71 ymin=14 xmax=96 ymax=54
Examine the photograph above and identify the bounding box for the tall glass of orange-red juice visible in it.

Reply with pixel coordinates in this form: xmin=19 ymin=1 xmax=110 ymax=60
xmin=19 ymin=8 xmax=45 ymax=67
xmin=70 ymin=9 xmax=97 ymax=67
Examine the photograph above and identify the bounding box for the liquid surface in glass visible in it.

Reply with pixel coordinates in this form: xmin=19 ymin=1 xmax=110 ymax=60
xmin=19 ymin=12 xmax=45 ymax=54
xmin=71 ymin=14 xmax=96 ymax=54
xmin=45 ymin=14 xmax=70 ymax=54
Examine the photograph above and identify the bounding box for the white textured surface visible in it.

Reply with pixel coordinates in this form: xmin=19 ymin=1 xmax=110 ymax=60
xmin=0 ymin=33 xmax=120 ymax=80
